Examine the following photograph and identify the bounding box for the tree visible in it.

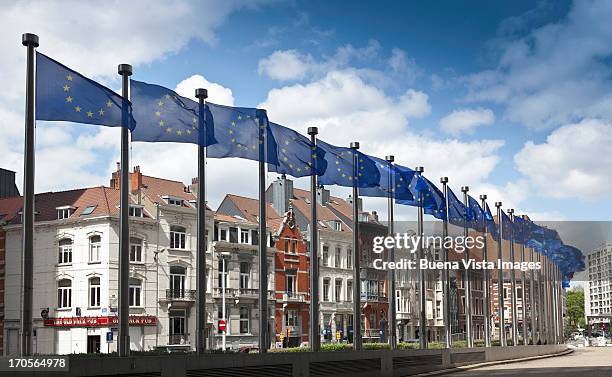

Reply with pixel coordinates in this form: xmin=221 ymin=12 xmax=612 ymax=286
xmin=566 ymin=288 xmax=585 ymax=331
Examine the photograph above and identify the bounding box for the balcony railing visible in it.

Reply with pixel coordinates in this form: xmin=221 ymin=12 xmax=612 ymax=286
xmin=360 ymin=293 xmax=388 ymax=302
xmin=168 ymin=333 xmax=189 ymax=345
xmin=212 ymin=288 xmax=276 ymax=300
xmin=166 ymin=289 xmax=196 ymax=301
xmin=283 ymin=293 xmax=308 ymax=302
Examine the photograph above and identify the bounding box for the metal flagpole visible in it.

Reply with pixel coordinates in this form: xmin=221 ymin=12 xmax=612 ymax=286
xmin=480 ymin=195 xmax=491 ymax=347
xmin=441 ymin=178 xmax=451 ymax=348
xmin=520 ymin=242 xmax=528 ymax=345
xmin=195 ymin=88 xmax=208 ymax=354
xmin=536 ymin=251 xmax=543 ymax=344
xmin=20 ymin=32 xmax=39 ymax=357
xmin=495 ymin=202 xmax=506 ymax=347
xmin=308 ymin=127 xmax=320 ymax=352
xmin=551 ymin=260 xmax=558 ymax=344
xmin=542 ymin=255 xmax=549 ymax=344
xmin=461 ymin=186 xmax=473 ymax=348
xmin=558 ymin=266 xmax=564 ymax=342
xmin=507 ymin=209 xmax=518 ymax=346
xmin=117 ymin=63 xmax=132 ymax=357
xmin=529 ymin=247 xmax=536 ymax=345
xmin=415 ymin=166 xmax=427 ymax=349
xmin=258 ymin=110 xmax=269 ymax=353
xmin=386 ymin=155 xmax=396 ymax=349
xmin=350 ymin=142 xmax=362 ymax=350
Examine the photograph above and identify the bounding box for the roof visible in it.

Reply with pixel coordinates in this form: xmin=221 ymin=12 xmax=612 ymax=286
xmin=290 ymin=188 xmax=351 ymax=232
xmin=0 ymin=196 xmax=23 ymax=224
xmin=140 ymin=175 xmax=197 ymax=207
xmin=218 ymin=194 xmax=284 ymax=232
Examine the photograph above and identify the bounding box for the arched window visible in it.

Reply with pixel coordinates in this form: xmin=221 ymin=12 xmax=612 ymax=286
xmin=57 ymin=279 xmax=72 ymax=308
xmin=89 ymin=277 xmax=100 ymax=307
xmin=129 ymin=278 xmax=142 ymax=307
xmin=58 ymin=238 xmax=73 ymax=265
xmin=89 ymin=235 xmax=101 ymax=263
xmin=170 ymin=226 xmax=186 ymax=249
xmin=170 ymin=266 xmax=186 ymax=298
xmin=130 ymin=237 xmax=143 ymax=262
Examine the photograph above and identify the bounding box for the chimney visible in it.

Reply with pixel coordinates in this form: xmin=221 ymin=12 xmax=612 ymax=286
xmin=346 ymin=194 xmax=363 ymax=213
xmin=189 ymin=177 xmax=198 ymax=197
xmin=270 ymin=174 xmax=293 ymax=215
xmin=131 ymin=166 xmax=143 ymax=193
xmin=0 ymin=168 xmax=20 ymax=198
xmin=316 ymin=186 xmax=330 ymax=206
xmin=371 ymin=211 xmax=378 ymax=222
xmin=110 ymin=162 xmax=121 ymax=189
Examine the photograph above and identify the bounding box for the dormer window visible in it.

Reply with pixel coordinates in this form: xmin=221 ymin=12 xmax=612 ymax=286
xmin=162 ymin=195 xmax=184 ymax=207
xmin=56 ymin=206 xmax=74 ymax=220
xmin=129 ymin=205 xmax=144 ymax=218
xmin=327 ymin=220 xmax=341 ymax=231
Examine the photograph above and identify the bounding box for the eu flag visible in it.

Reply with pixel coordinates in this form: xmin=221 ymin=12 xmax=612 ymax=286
xmin=360 ymin=158 xmax=415 ymax=201
xmin=466 ymin=195 xmax=486 ymax=232
xmin=499 ymin=210 xmax=515 ymax=241
xmin=206 ymin=103 xmax=278 ymax=164
xmin=36 ymin=52 xmax=132 ymax=128
xmin=317 ymin=140 xmax=380 ymax=188
xmin=396 ymin=175 xmax=445 ymax=219
xmin=484 ymin=202 xmax=499 ymax=240
xmin=267 ymin=122 xmax=326 ymax=177
xmin=446 ymin=188 xmax=468 ymax=227
xmin=130 ymin=80 xmax=215 ymax=146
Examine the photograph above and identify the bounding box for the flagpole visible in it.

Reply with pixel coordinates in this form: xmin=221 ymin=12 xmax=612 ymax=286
xmin=117 ymin=63 xmax=132 ymax=358
xmin=542 ymin=255 xmax=549 ymax=344
xmin=507 ymin=209 xmax=518 ymax=346
xmin=258 ymin=110 xmax=269 ymax=353
xmin=551 ymin=259 xmax=558 ymax=344
xmin=308 ymin=127 xmax=320 ymax=352
xmin=520 ymin=241 xmax=528 ymax=345
xmin=20 ymin=32 xmax=39 ymax=357
xmin=441 ymin=177 xmax=451 ymax=348
xmin=386 ymin=155 xmax=396 ymax=349
xmin=350 ymin=141 xmax=362 ymax=351
xmin=480 ymin=195 xmax=491 ymax=347
xmin=558 ymin=266 xmax=563 ymax=343
xmin=461 ymin=186 xmax=473 ymax=348
xmin=495 ymin=202 xmax=506 ymax=347
xmin=195 ymin=88 xmax=208 ymax=354
xmin=536 ymin=251 xmax=543 ymax=344
xmin=415 ymin=166 xmax=427 ymax=349
xmin=529 ymin=247 xmax=536 ymax=345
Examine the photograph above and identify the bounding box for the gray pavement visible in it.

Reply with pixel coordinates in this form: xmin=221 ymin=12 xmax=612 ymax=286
xmin=447 ymin=347 xmax=612 ymax=376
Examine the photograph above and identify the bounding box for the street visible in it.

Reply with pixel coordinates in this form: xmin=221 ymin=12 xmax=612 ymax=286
xmin=447 ymin=347 xmax=612 ymax=376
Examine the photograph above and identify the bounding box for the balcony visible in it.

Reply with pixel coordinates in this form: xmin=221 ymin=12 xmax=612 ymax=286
xmin=283 ymin=293 xmax=309 ymax=302
xmin=361 ymin=293 xmax=388 ymax=303
xmin=166 ymin=289 xmax=196 ymax=301
xmin=212 ymin=288 xmax=276 ymax=301
xmin=168 ymin=333 xmax=189 ymax=345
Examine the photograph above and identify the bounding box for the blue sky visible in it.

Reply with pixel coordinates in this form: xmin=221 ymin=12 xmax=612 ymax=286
xmin=1 ymin=0 xmax=611 ymax=223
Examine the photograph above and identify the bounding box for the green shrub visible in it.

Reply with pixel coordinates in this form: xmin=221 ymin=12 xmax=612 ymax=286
xmin=320 ymin=343 xmax=353 ymax=352
xmin=270 ymin=346 xmax=310 ymax=353
xmin=363 ymin=343 xmax=390 ymax=350
xmin=397 ymin=342 xmax=420 ymax=349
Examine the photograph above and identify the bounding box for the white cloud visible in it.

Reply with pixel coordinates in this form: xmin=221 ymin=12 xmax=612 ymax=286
xmin=0 ymin=0 xmax=262 ymax=193
xmin=175 ymin=74 xmax=235 ymax=106
xmin=257 ymin=50 xmax=312 ymax=81
xmin=439 ymin=108 xmax=495 ymax=136
xmin=462 ymin=0 xmax=612 ymax=129
xmin=515 ymin=118 xmax=612 ymax=199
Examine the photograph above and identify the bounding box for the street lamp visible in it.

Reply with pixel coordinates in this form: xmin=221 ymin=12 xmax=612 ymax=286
xmin=219 ymin=251 xmax=230 ymax=350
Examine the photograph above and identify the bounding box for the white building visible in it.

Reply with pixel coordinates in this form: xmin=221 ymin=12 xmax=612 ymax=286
xmin=585 ymin=243 xmax=612 ymax=329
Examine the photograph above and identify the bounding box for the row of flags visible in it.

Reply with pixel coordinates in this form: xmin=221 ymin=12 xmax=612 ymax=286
xmin=35 ymin=51 xmax=584 ymax=282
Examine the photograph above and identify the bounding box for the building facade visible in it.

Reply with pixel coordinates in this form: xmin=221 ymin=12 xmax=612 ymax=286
xmin=585 ymin=243 xmax=612 ymax=332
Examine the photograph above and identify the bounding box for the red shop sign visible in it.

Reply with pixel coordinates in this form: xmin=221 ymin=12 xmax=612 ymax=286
xmin=43 ymin=315 xmax=157 ymax=327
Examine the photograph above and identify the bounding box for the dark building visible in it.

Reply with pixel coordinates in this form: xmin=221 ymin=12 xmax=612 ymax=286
xmin=0 ymin=169 xmax=19 ymax=199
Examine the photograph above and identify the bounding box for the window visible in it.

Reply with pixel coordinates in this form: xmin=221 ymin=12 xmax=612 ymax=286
xmin=322 ymin=246 xmax=329 ymax=267
xmin=516 ymin=287 xmax=523 ymax=299
xmin=240 ymin=307 xmax=250 ymax=334
xmin=89 ymin=277 xmax=100 ymax=307
xmin=58 ymin=238 xmax=73 ymax=265
xmin=57 ymin=279 xmax=72 ymax=308
xmin=396 ymin=290 xmax=402 ymax=312
xmin=286 ymin=272 xmax=296 ymax=298
xmin=129 ymin=278 xmax=142 ymax=307
xmin=323 ymin=278 xmax=330 ymax=301
xmin=328 ymin=220 xmax=341 ymax=231
xmin=56 ymin=206 xmax=73 ymax=220
xmin=347 ymin=249 xmax=352 ymax=269
xmin=335 ymin=247 xmax=341 ymax=267
xmin=164 ymin=196 xmax=183 ymax=206
xmin=335 ymin=279 xmax=343 ymax=302
xmin=284 ymin=238 xmax=289 ymax=252
xmin=81 ymin=205 xmax=96 ymax=216
xmin=218 ymin=258 xmax=229 ymax=288
xmin=285 ymin=309 xmax=298 ymax=327
xmin=170 ymin=266 xmax=186 ymax=297
xmin=129 ymin=205 xmax=144 ymax=218
xmin=89 ymin=235 xmax=101 ymax=263
xmin=347 ymin=280 xmax=353 ymax=302
xmin=291 ymin=239 xmax=297 ymax=254
xmin=220 ymin=228 xmax=228 ymax=242
xmin=240 ymin=229 xmax=249 ymax=244
xmin=130 ymin=237 xmax=143 ymax=262
xmin=170 ymin=226 xmax=186 ymax=249
xmin=240 ymin=262 xmax=250 ymax=290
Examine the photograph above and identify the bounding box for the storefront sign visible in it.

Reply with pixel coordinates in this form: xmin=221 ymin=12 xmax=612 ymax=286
xmin=43 ymin=315 xmax=157 ymax=327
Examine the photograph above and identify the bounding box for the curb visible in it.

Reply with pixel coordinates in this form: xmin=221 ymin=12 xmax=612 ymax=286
xmin=411 ymin=348 xmax=574 ymax=376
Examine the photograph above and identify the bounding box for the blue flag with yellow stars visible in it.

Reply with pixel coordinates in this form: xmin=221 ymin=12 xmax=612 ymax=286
xmin=466 ymin=195 xmax=486 ymax=232
xmin=396 ymin=175 xmax=445 ymax=219
xmin=317 ymin=140 xmax=380 ymax=188
xmin=484 ymin=202 xmax=500 ymax=240
xmin=267 ymin=122 xmax=326 ymax=177
xmin=499 ymin=210 xmax=515 ymax=241
xmin=446 ymin=188 xmax=468 ymax=227
xmin=360 ymin=157 xmax=415 ymax=201
xmin=130 ymin=80 xmax=215 ymax=146
xmin=36 ymin=52 xmax=132 ymax=129
xmin=206 ymin=103 xmax=278 ymax=164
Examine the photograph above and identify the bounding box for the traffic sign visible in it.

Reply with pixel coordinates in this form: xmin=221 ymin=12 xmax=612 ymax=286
xmin=218 ymin=319 xmax=226 ymax=331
